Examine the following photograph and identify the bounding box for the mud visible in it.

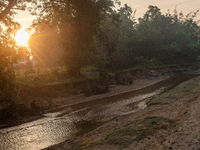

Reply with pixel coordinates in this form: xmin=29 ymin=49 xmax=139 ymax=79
xmin=0 ymin=75 xmax=172 ymax=150
xmin=44 ymin=75 xmax=200 ymax=150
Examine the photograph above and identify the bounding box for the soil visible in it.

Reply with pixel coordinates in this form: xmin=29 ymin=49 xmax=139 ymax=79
xmin=43 ymin=70 xmax=200 ymax=150
xmin=1 ymin=65 xmax=200 ymax=150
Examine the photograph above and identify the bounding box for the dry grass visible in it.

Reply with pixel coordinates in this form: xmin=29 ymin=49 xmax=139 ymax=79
xmin=103 ymin=116 xmax=174 ymax=148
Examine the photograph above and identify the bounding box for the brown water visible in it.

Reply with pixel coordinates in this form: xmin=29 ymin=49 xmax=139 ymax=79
xmin=0 ymin=74 xmax=197 ymax=150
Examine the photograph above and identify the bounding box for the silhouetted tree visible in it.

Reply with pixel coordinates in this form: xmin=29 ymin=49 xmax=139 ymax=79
xmin=28 ymin=0 xmax=115 ymax=77
xmin=0 ymin=0 xmax=23 ymax=101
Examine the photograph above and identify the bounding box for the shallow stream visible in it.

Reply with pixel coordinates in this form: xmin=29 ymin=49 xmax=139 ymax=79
xmin=0 ymin=73 xmax=197 ymax=150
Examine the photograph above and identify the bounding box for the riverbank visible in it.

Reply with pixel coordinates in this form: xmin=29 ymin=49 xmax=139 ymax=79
xmin=0 ymin=74 xmax=169 ymax=129
xmin=0 ymin=65 xmax=199 ymax=149
xmin=0 ymin=66 xmax=175 ymax=129
xmin=44 ymin=73 xmax=200 ymax=149
xmin=0 ymin=65 xmax=197 ymax=128
xmin=0 ymin=65 xmax=198 ymax=137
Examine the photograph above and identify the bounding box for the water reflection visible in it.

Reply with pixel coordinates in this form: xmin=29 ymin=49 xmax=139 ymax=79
xmin=0 ymin=115 xmax=78 ymax=150
xmin=0 ymin=74 xmax=197 ymax=150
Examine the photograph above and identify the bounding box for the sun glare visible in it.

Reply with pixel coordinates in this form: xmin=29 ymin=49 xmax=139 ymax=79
xmin=15 ymin=29 xmax=30 ymax=46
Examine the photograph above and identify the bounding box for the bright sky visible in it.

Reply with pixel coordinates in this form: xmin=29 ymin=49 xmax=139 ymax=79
xmin=14 ymin=0 xmax=200 ymax=29
xmin=14 ymin=10 xmax=36 ymax=29
xmin=120 ymin=0 xmax=200 ymax=20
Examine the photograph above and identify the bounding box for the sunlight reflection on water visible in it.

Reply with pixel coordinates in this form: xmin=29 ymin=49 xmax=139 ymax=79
xmin=0 ymin=88 xmax=165 ymax=150
xmin=0 ymin=74 xmax=197 ymax=150
xmin=0 ymin=116 xmax=77 ymax=150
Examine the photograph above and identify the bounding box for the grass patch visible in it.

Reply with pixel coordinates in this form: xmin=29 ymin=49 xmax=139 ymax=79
xmin=15 ymin=66 xmax=99 ymax=86
xmin=150 ymin=76 xmax=200 ymax=105
xmin=14 ymin=66 xmax=101 ymax=104
xmin=104 ymin=116 xmax=174 ymax=148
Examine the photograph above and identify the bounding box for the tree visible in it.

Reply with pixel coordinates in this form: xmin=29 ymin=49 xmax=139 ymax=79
xmin=130 ymin=6 xmax=200 ymax=65
xmin=99 ymin=4 xmax=136 ymax=70
xmin=0 ymin=0 xmax=25 ymax=101
xmin=28 ymin=0 xmax=115 ymax=77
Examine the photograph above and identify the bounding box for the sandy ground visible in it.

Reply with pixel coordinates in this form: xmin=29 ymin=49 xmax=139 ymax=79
xmin=44 ymin=75 xmax=200 ymax=150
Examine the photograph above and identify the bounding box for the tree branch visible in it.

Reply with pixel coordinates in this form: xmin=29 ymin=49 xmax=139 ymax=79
xmin=0 ymin=0 xmax=18 ymax=20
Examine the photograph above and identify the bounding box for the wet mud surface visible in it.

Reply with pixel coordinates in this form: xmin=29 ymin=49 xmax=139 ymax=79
xmin=0 ymin=73 xmax=197 ymax=150
xmin=46 ymin=75 xmax=200 ymax=150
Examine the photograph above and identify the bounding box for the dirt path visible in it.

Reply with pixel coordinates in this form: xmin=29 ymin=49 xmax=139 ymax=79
xmin=45 ymin=76 xmax=200 ymax=150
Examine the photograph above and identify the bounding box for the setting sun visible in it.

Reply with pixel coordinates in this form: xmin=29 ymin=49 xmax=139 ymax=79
xmin=15 ymin=29 xmax=30 ymax=46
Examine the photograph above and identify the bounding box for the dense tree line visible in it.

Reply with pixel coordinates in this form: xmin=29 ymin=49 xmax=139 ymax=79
xmin=100 ymin=5 xmax=200 ymax=70
xmin=28 ymin=2 xmax=200 ymax=74
xmin=133 ymin=6 xmax=200 ymax=65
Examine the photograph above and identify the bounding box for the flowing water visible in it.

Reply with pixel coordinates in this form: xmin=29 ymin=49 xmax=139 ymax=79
xmin=0 ymin=74 xmax=197 ymax=150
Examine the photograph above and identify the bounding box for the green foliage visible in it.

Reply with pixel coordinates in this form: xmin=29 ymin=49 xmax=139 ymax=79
xmin=0 ymin=0 xmax=21 ymax=102
xmin=133 ymin=6 xmax=200 ymax=65
xmin=28 ymin=1 xmax=200 ymax=77
xmin=15 ymin=66 xmax=99 ymax=86
xmin=98 ymin=4 xmax=200 ymax=71
xmin=104 ymin=5 xmax=200 ymax=71
xmin=28 ymin=0 xmax=115 ymax=77
xmin=99 ymin=3 xmax=136 ymax=71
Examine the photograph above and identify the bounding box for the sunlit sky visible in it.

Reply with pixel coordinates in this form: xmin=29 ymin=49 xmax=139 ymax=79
xmin=121 ymin=0 xmax=200 ymax=19
xmin=14 ymin=0 xmax=200 ymax=29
